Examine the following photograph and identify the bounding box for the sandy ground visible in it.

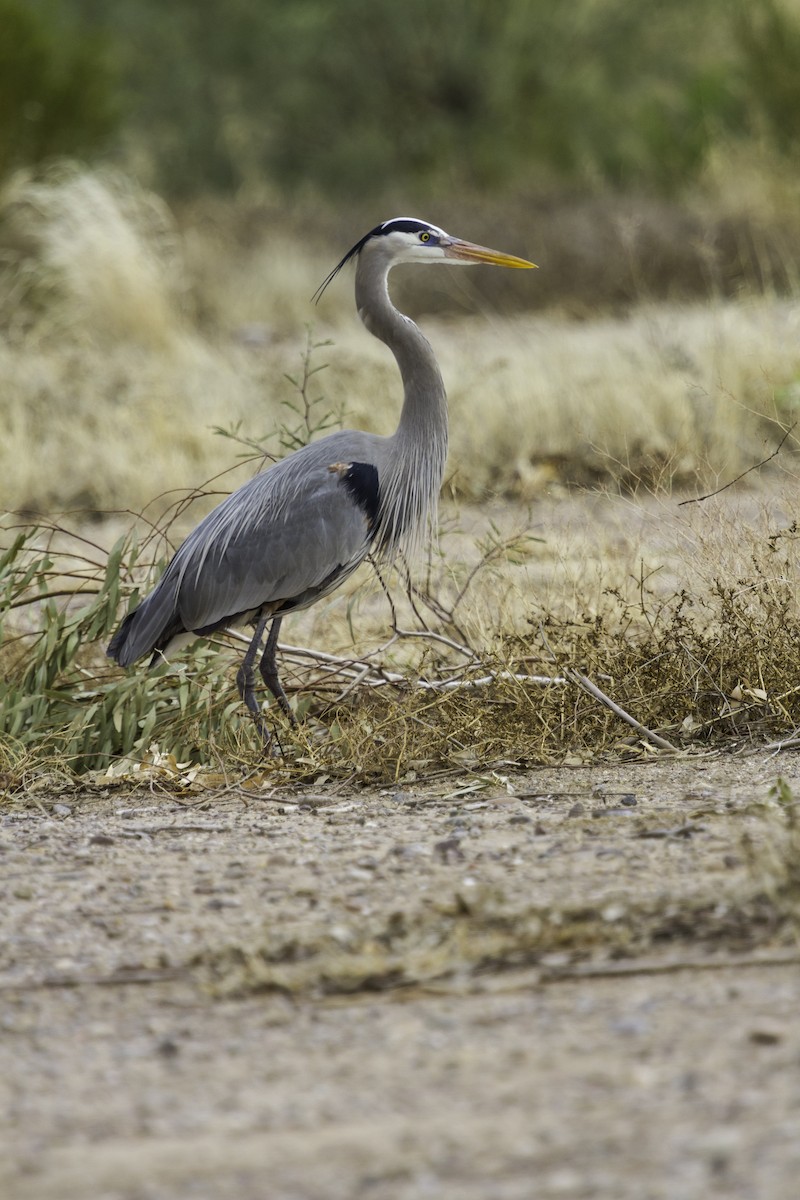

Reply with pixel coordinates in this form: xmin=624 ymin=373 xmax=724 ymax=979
xmin=2 ymin=751 xmax=800 ymax=1199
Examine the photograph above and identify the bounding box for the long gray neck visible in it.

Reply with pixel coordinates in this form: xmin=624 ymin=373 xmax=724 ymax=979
xmin=355 ymin=253 xmax=448 ymax=556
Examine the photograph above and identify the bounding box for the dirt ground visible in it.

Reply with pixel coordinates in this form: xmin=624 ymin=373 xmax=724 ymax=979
xmin=1 ymin=751 xmax=800 ymax=1200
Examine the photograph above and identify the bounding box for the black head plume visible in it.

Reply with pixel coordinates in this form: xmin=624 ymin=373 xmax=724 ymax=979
xmin=312 ymin=217 xmax=443 ymax=303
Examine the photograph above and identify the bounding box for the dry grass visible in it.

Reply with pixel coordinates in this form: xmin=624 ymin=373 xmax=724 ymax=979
xmin=2 ymin=167 xmax=800 ymax=515
xmin=3 ymin=471 xmax=800 ymax=782
xmin=299 ymin=482 xmax=800 ymax=775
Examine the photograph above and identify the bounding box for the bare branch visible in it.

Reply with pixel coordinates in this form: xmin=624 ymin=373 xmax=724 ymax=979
xmin=568 ymin=668 xmax=678 ymax=752
xmin=222 ymin=627 xmax=563 ymax=697
xmin=679 ymin=423 xmax=796 ymax=507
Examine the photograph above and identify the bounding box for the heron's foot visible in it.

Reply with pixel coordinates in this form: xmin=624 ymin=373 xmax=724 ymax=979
xmin=236 ymin=661 xmax=259 ymax=716
xmin=236 ymin=663 xmax=278 ymax=754
xmin=258 ymin=662 xmax=297 ymax=728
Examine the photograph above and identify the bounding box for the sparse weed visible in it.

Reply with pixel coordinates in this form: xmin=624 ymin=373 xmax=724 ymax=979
xmin=0 ymin=521 xmax=242 ymax=775
xmin=212 ymin=329 xmax=340 ymax=467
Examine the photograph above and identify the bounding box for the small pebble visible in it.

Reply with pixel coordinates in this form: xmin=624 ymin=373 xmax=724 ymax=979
xmin=390 ymin=842 xmax=428 ymax=860
xmin=434 ymin=837 xmax=465 ymax=863
xmin=156 ymin=1037 xmax=180 ymax=1058
xmin=52 ymin=803 xmax=72 ymax=818
xmin=611 ymin=1015 xmax=650 ymax=1037
xmin=346 ymin=866 xmax=374 ymax=882
xmin=748 ymin=1026 xmax=782 ymax=1046
xmin=567 ymin=802 xmax=585 ymax=817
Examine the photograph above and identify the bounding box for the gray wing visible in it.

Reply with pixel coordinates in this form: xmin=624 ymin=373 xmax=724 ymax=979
xmin=167 ymin=433 xmax=382 ymax=630
xmin=108 ymin=431 xmax=386 ymax=666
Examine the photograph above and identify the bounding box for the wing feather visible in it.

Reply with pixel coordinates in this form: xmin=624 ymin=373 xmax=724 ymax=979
xmin=108 ymin=430 xmax=387 ymax=666
xmin=170 ymin=434 xmax=382 ymax=630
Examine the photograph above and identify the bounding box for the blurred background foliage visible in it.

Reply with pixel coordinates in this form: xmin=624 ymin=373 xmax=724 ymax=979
xmin=4 ymin=0 xmax=800 ymax=204
xmin=0 ymin=0 xmax=117 ymax=180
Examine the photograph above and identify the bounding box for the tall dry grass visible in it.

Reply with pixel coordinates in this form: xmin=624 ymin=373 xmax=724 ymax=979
xmin=1 ymin=167 xmax=800 ymax=516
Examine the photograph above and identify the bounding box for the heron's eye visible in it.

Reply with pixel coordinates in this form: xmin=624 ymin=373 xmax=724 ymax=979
xmin=419 ymin=231 xmax=432 ymax=243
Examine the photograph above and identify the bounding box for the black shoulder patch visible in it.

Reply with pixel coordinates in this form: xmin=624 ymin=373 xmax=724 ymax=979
xmin=338 ymin=461 xmax=380 ymax=530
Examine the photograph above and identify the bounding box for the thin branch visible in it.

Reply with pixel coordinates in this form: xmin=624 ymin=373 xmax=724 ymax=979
xmin=568 ymin=669 xmax=678 ymax=752
xmin=0 ymin=968 xmax=186 ymax=992
xmin=222 ymin=627 xmax=563 ymax=696
xmin=430 ymin=670 xmax=564 ymax=692
xmin=764 ymin=730 xmax=800 ymax=754
xmin=535 ymin=621 xmax=677 ymax=752
xmin=332 ymin=663 xmax=373 ymax=704
xmin=678 ymin=422 xmax=796 ymax=507
xmin=391 ymin=627 xmax=477 ymax=659
xmin=6 ymin=587 xmax=101 ymax=611
xmin=540 ymin=951 xmax=800 ymax=982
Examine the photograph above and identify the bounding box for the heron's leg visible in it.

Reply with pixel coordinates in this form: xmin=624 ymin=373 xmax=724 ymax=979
xmin=236 ymin=613 xmax=272 ymax=742
xmin=258 ymin=617 xmax=297 ymax=726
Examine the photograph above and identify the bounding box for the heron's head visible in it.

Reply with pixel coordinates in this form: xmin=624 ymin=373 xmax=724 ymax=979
xmin=314 ymin=217 xmax=535 ymax=300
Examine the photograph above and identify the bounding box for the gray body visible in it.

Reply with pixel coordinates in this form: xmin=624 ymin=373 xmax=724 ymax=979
xmin=110 ymin=424 xmax=434 ymax=665
xmin=107 ymin=217 xmax=532 ymax=738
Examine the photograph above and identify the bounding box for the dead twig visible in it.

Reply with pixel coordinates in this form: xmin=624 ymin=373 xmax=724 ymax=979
xmin=568 ymin=669 xmax=679 ymax=752
xmin=224 ymin=628 xmax=564 ymax=696
xmin=634 ymin=821 xmax=705 ymax=839
xmin=540 ymin=950 xmax=800 ymax=982
xmin=391 ymin=626 xmax=476 ymax=659
xmin=0 ymin=968 xmax=186 ymax=992
xmin=678 ymin=422 xmax=796 ymax=507
xmin=764 ymin=728 xmax=800 ymax=754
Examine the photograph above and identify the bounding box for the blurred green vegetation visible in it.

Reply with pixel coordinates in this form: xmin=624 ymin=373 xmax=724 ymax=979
xmin=7 ymin=0 xmax=800 ymax=202
xmin=0 ymin=0 xmax=118 ymax=178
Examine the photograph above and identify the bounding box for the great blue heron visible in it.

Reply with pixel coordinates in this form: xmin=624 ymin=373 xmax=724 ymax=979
xmin=108 ymin=217 xmax=535 ymax=744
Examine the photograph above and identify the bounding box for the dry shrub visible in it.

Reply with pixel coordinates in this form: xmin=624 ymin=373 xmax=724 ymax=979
xmin=286 ymin=487 xmax=800 ymax=779
xmin=307 ymin=575 xmax=800 ymax=778
xmin=4 ymin=477 xmax=800 ymax=784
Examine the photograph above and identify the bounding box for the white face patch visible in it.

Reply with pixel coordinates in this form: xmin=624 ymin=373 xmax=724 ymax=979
xmin=375 ymin=218 xmax=451 ymax=266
